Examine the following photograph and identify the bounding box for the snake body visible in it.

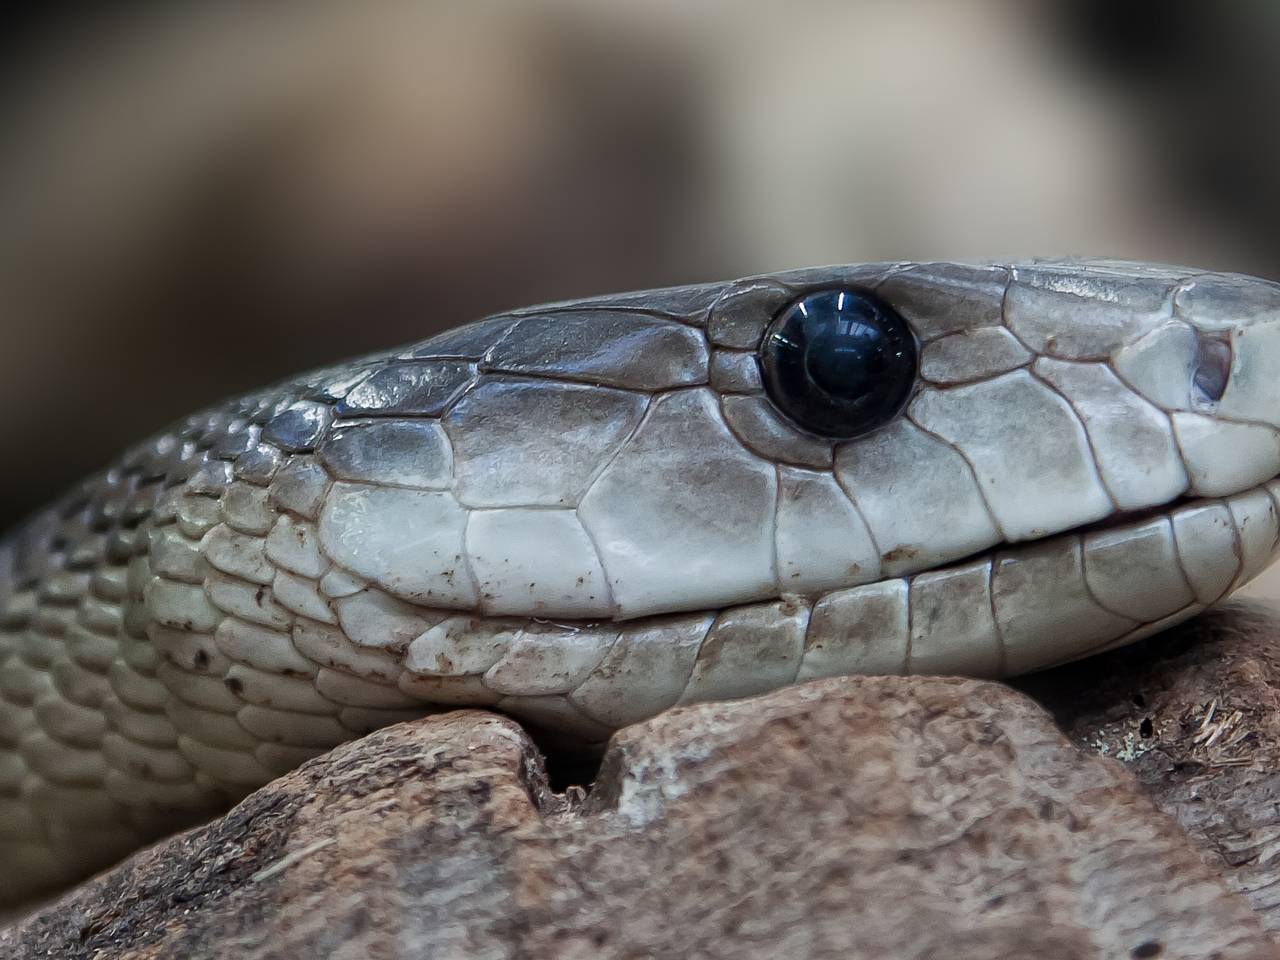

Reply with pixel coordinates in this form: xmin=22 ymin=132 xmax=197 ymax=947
xmin=2 ymin=258 xmax=1280 ymax=903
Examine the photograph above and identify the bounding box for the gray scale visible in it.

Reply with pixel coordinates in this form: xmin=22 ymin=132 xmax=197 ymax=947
xmin=483 ymin=311 xmax=710 ymax=389
xmin=337 ymin=360 xmax=477 ymax=417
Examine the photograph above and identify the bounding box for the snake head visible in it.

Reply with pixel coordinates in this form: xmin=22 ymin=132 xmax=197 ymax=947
xmin=296 ymin=259 xmax=1280 ymax=682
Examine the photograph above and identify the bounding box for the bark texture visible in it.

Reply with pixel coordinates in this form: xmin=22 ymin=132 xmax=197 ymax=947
xmin=4 ymin=674 xmax=1274 ymax=960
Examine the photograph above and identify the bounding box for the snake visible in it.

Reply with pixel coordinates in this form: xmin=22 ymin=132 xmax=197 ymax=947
xmin=2 ymin=257 xmax=1279 ymax=904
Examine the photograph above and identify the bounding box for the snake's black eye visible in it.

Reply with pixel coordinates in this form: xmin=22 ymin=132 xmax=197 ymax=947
xmin=759 ymin=288 xmax=918 ymax=438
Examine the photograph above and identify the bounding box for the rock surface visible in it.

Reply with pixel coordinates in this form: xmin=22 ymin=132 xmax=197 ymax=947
xmin=4 ymin=675 xmax=1274 ymax=960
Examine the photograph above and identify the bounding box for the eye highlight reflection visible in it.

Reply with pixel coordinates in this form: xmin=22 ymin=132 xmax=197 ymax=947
xmin=759 ymin=288 xmax=918 ymax=438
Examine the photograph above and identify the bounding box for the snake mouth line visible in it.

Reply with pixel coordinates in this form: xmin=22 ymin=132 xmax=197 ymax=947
xmin=1071 ymin=495 xmax=1208 ymax=539
xmin=543 ymin=484 xmax=1279 ymax=629
xmin=789 ymin=478 xmax=1279 ymax=657
xmin=512 ymin=480 xmax=1280 ymax=653
xmin=863 ymin=479 xmax=1278 ymax=607
xmin=1073 ymin=474 xmax=1280 ymax=546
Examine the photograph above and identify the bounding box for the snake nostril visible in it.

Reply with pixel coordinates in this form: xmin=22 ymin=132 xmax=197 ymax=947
xmin=1191 ymin=333 xmax=1232 ymax=405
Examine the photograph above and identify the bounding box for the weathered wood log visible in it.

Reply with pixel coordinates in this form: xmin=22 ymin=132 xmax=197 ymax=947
xmin=1023 ymin=601 xmax=1280 ymax=934
xmin=4 ymin=674 xmax=1273 ymax=959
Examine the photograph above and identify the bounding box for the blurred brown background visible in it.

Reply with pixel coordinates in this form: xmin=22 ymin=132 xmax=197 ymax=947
xmin=1 ymin=0 xmax=1278 ymax=603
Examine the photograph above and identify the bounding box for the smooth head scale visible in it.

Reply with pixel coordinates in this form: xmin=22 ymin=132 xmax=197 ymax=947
xmin=2 ymin=257 xmax=1279 ymax=900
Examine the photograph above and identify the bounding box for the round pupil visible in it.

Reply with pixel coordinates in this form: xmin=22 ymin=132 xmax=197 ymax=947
xmin=805 ymin=311 xmax=888 ymax=399
xmin=759 ymin=289 xmax=917 ymax=438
